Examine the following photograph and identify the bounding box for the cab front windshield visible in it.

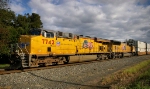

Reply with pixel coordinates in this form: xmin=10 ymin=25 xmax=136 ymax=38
xmin=29 ymin=29 xmax=41 ymax=35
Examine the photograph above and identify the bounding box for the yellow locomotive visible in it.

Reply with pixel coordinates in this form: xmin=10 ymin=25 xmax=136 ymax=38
xmin=9 ymin=28 xmax=135 ymax=69
xmin=109 ymin=40 xmax=136 ymax=59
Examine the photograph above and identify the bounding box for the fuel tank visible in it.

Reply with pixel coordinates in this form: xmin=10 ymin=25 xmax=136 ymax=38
xmin=68 ymin=55 xmax=97 ymax=63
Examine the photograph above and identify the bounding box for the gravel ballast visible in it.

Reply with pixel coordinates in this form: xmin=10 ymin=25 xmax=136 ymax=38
xmin=0 ymin=55 xmax=150 ymax=89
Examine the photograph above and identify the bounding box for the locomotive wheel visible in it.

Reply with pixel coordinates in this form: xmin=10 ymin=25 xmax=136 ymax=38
xmin=112 ymin=53 xmax=116 ymax=59
xmin=121 ymin=54 xmax=124 ymax=58
xmin=112 ymin=55 xmax=116 ymax=59
xmin=118 ymin=54 xmax=120 ymax=58
xmin=52 ymin=62 xmax=58 ymax=65
xmin=64 ymin=56 xmax=70 ymax=64
xmin=96 ymin=54 xmax=102 ymax=60
xmin=96 ymin=55 xmax=100 ymax=60
xmin=107 ymin=54 xmax=111 ymax=59
xmin=44 ymin=63 xmax=48 ymax=67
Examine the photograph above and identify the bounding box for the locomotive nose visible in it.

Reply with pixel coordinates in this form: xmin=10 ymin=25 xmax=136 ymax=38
xmin=18 ymin=35 xmax=31 ymax=54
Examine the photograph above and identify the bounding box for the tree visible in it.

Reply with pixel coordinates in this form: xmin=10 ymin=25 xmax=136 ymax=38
xmin=30 ymin=13 xmax=43 ymax=28
xmin=0 ymin=28 xmax=10 ymax=55
xmin=0 ymin=0 xmax=18 ymax=60
xmin=0 ymin=0 xmax=15 ymax=28
xmin=14 ymin=13 xmax=43 ymax=34
xmin=0 ymin=9 xmax=15 ymax=28
xmin=0 ymin=0 xmax=43 ymax=61
xmin=0 ymin=0 xmax=10 ymax=9
xmin=0 ymin=0 xmax=15 ymax=56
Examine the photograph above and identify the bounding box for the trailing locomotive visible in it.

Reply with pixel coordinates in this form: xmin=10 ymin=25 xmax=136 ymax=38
xmin=8 ymin=28 xmax=149 ymax=69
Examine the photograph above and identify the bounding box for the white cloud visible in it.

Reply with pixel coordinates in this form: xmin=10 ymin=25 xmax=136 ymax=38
xmin=28 ymin=0 xmax=150 ymax=42
xmin=10 ymin=0 xmax=26 ymax=14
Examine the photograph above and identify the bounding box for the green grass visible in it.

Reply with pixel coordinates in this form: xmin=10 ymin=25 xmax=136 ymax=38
xmin=0 ymin=64 xmax=10 ymax=69
xmin=100 ymin=59 xmax=150 ymax=88
xmin=127 ymin=68 xmax=150 ymax=89
xmin=123 ymin=60 xmax=150 ymax=74
xmin=124 ymin=59 xmax=150 ymax=88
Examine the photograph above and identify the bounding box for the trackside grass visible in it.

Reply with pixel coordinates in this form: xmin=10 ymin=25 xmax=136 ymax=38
xmin=123 ymin=59 xmax=150 ymax=74
xmin=126 ymin=66 xmax=150 ymax=89
xmin=99 ymin=59 xmax=150 ymax=88
xmin=0 ymin=64 xmax=9 ymax=69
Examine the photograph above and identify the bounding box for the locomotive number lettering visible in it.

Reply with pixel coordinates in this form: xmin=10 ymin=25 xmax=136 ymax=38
xmin=42 ymin=39 xmax=54 ymax=44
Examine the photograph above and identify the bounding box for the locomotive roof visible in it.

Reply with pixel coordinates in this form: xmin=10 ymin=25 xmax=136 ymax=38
xmin=33 ymin=28 xmax=118 ymax=43
xmin=110 ymin=40 xmax=121 ymax=43
xmin=40 ymin=28 xmax=74 ymax=34
xmin=97 ymin=38 xmax=110 ymax=42
xmin=40 ymin=28 xmax=56 ymax=33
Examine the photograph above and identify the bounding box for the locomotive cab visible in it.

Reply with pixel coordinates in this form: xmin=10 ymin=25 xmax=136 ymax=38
xmin=21 ymin=28 xmax=56 ymax=56
xmin=8 ymin=28 xmax=58 ymax=69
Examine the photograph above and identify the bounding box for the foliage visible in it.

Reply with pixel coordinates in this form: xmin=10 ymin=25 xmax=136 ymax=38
xmin=99 ymin=59 xmax=150 ymax=88
xmin=0 ymin=28 xmax=10 ymax=55
xmin=0 ymin=0 xmax=10 ymax=9
xmin=0 ymin=64 xmax=10 ymax=69
xmin=123 ymin=60 xmax=150 ymax=74
xmin=127 ymin=67 xmax=150 ymax=89
xmin=30 ymin=13 xmax=43 ymax=28
xmin=0 ymin=9 xmax=15 ymax=28
xmin=15 ymin=13 xmax=43 ymax=34
xmin=0 ymin=1 xmax=43 ymax=62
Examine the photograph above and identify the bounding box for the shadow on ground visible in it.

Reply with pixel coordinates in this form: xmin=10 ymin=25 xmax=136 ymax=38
xmin=28 ymin=72 xmax=111 ymax=89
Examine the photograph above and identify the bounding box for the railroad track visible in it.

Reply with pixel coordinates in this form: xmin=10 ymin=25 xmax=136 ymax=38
xmin=0 ymin=56 xmax=137 ymax=75
xmin=1 ymin=55 xmax=149 ymax=89
xmin=0 ymin=59 xmax=110 ymax=75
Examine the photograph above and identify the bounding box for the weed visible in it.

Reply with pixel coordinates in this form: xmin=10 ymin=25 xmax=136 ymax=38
xmin=0 ymin=64 xmax=9 ymax=69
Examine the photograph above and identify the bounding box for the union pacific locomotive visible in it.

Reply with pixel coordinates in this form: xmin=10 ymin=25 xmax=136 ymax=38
xmin=8 ymin=28 xmax=150 ymax=69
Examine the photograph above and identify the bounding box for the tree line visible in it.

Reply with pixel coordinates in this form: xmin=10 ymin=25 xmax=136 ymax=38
xmin=0 ymin=0 xmax=43 ymax=63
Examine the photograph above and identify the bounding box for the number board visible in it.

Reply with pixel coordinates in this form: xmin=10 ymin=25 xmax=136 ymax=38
xmin=42 ymin=39 xmax=54 ymax=44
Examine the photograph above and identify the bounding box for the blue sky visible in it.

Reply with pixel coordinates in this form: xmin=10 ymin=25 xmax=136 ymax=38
xmin=10 ymin=0 xmax=31 ymax=14
xmin=10 ymin=0 xmax=150 ymax=43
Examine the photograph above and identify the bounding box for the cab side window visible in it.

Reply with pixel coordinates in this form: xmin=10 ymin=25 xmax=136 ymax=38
xmin=99 ymin=46 xmax=103 ymax=51
xmin=42 ymin=31 xmax=45 ymax=37
xmin=46 ymin=32 xmax=54 ymax=38
xmin=41 ymin=31 xmax=46 ymax=37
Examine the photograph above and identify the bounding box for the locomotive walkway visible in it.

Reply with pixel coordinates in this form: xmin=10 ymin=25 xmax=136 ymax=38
xmin=0 ymin=55 xmax=150 ymax=89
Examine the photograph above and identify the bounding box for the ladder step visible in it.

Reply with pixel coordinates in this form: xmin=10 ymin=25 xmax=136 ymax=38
xmin=22 ymin=63 xmax=28 ymax=66
xmin=22 ymin=66 xmax=29 ymax=67
xmin=22 ymin=60 xmax=28 ymax=62
xmin=22 ymin=62 xmax=28 ymax=64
